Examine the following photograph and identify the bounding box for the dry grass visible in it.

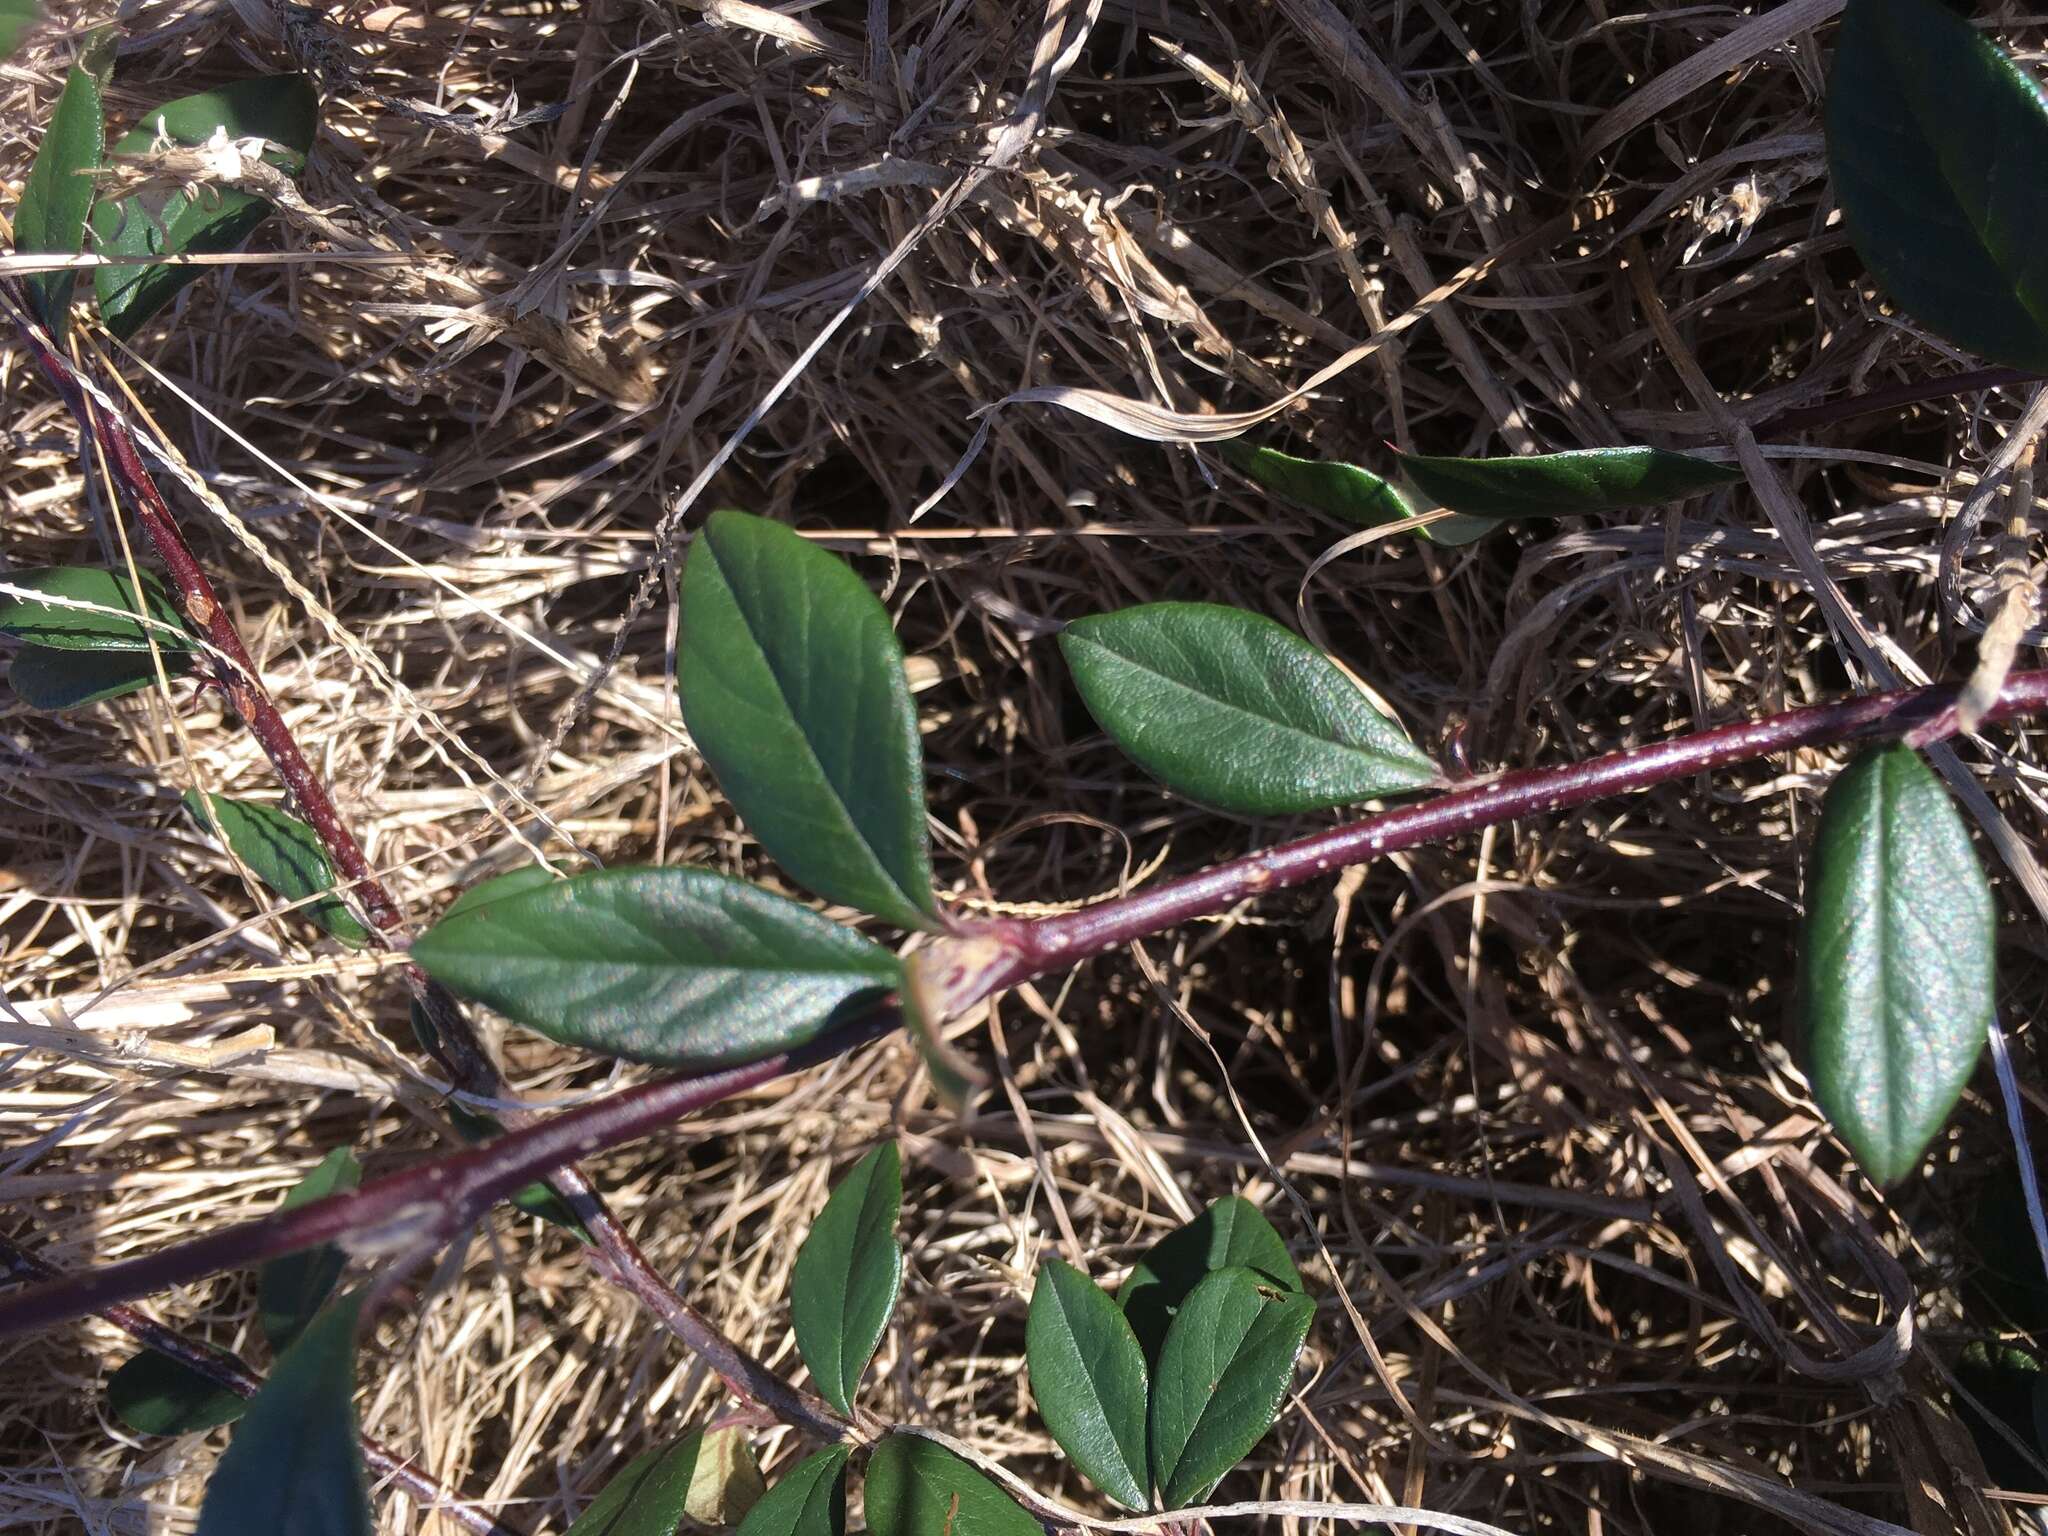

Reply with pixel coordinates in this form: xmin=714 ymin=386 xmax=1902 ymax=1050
xmin=5 ymin=0 xmax=2048 ymax=1532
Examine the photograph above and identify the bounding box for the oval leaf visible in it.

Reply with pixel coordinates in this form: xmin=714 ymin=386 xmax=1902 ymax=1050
xmin=1149 ymin=1266 xmax=1314 ymax=1507
xmin=257 ymin=1147 xmax=362 ymax=1351
xmin=679 ymin=509 xmax=938 ymax=931
xmin=735 ymin=1445 xmax=849 ymax=1536
xmin=864 ymin=1435 xmax=1040 ymax=1536
xmin=91 ymin=75 xmax=318 ymax=338
xmin=0 ymin=0 xmax=40 ymax=60
xmin=1220 ymin=442 xmax=1490 ymax=545
xmin=1119 ymin=1196 xmax=1303 ymax=1365
xmin=1060 ymin=603 xmax=1440 ymax=814
xmin=15 ymin=28 xmax=114 ymax=338
xmin=0 ymin=566 xmax=191 ymax=652
xmin=184 ymin=792 xmax=373 ymax=947
xmin=196 ymin=1291 xmax=372 ymax=1536
xmin=1026 ymin=1259 xmax=1150 ymax=1510
xmin=563 ymin=1430 xmax=742 ymax=1536
xmin=108 ymin=1350 xmax=247 ymax=1435
xmin=791 ymin=1142 xmax=903 ymax=1415
xmin=1802 ymin=743 xmax=1995 ymax=1185
xmin=1393 ymin=447 xmax=1742 ymax=519
xmin=10 ymin=644 xmax=192 ymax=710
xmin=413 ymin=866 xmax=901 ymax=1069
xmin=1826 ymin=0 xmax=2048 ymax=370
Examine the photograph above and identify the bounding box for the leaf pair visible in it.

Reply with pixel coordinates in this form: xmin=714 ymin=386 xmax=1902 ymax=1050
xmin=1826 ymin=0 xmax=2048 ymax=370
xmin=109 ymin=1148 xmax=362 ymax=1437
xmin=1225 ymin=441 xmax=1740 ymax=542
xmin=736 ymin=1436 xmax=1038 ymax=1536
xmin=14 ymin=44 xmax=318 ymax=340
xmin=1026 ymin=1197 xmax=1311 ymax=1509
xmin=1 ymin=565 xmax=196 ymax=710
xmin=1801 ymin=743 xmax=1995 ymax=1185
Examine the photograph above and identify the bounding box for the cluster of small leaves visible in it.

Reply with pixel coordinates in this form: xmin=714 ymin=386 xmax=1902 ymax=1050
xmin=11 ymin=23 xmax=317 ymax=341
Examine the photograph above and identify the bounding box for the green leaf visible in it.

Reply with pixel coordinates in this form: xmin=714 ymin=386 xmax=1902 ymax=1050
xmin=790 ymin=1142 xmax=903 ymax=1415
xmin=9 ymin=643 xmax=192 ymax=709
xmin=1826 ymin=0 xmax=2048 ymax=370
xmin=1119 ymin=1197 xmax=1302 ymax=1365
xmin=183 ymin=792 xmax=373 ymax=948
xmin=678 ymin=509 xmax=938 ymax=931
xmin=0 ymin=0 xmax=40 ymax=60
xmin=0 ymin=566 xmax=191 ymax=652
xmin=1802 ymin=743 xmax=1995 ymax=1185
xmin=445 ymin=1103 xmax=592 ymax=1242
xmin=412 ymin=866 xmax=900 ymax=1070
xmin=91 ymin=75 xmax=318 ymax=339
xmin=1148 ymin=1266 xmax=1314 ymax=1507
xmin=735 ymin=1446 xmax=849 ymax=1536
xmin=196 ymin=1291 xmax=372 ymax=1536
xmin=863 ymin=1436 xmax=1040 ymax=1536
xmin=1026 ymin=1259 xmax=1150 ymax=1510
xmin=1393 ymin=447 xmax=1742 ymax=520
xmin=15 ymin=28 xmax=114 ymax=339
xmin=108 ymin=1350 xmax=247 ymax=1435
xmin=443 ymin=863 xmax=562 ymax=922
xmin=565 ymin=1431 xmax=720 ymax=1536
xmin=1219 ymin=442 xmax=1490 ymax=546
xmin=1060 ymin=603 xmax=1440 ymax=815
xmin=257 ymin=1147 xmax=362 ymax=1352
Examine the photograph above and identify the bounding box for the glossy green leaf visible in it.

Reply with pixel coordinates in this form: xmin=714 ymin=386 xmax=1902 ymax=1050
xmin=1061 ymin=603 xmax=1439 ymax=815
xmin=446 ymin=1103 xmax=592 ymax=1241
xmin=92 ymin=75 xmax=318 ymax=339
xmin=864 ymin=1436 xmax=1040 ymax=1536
xmin=735 ymin=1445 xmax=849 ymax=1536
xmin=108 ymin=1349 xmax=247 ymax=1435
xmin=1026 ymin=1259 xmax=1150 ymax=1509
xmin=1220 ymin=442 xmax=1490 ymax=546
xmin=679 ymin=508 xmax=938 ymax=931
xmin=0 ymin=566 xmax=191 ymax=652
xmin=1394 ymin=447 xmax=1742 ymax=520
xmin=791 ymin=1142 xmax=902 ymax=1415
xmin=257 ymin=1147 xmax=362 ymax=1351
xmin=412 ymin=866 xmax=901 ymax=1070
xmin=15 ymin=28 xmax=114 ymax=338
xmin=9 ymin=643 xmax=192 ymax=710
xmin=1120 ymin=1197 xmax=1303 ymax=1366
xmin=563 ymin=1428 xmax=764 ymax=1536
xmin=0 ymin=0 xmax=40 ymax=60
xmin=1149 ymin=1266 xmax=1314 ymax=1507
xmin=195 ymin=1290 xmax=371 ymax=1536
xmin=1802 ymin=743 xmax=1995 ymax=1184
xmin=183 ymin=792 xmax=372 ymax=947
xmin=1826 ymin=0 xmax=2048 ymax=369
xmin=443 ymin=863 xmax=562 ymax=922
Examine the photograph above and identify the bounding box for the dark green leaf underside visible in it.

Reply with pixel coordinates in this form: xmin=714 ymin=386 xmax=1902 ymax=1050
xmin=733 ymin=1445 xmax=850 ymax=1536
xmin=1220 ymin=442 xmax=1490 ymax=545
xmin=10 ymin=644 xmax=191 ymax=709
xmin=412 ymin=866 xmax=901 ymax=1070
xmin=108 ymin=1350 xmax=248 ymax=1435
xmin=790 ymin=1142 xmax=903 ymax=1416
xmin=1394 ymin=447 xmax=1742 ymax=519
xmin=1826 ymin=0 xmax=2048 ymax=369
xmin=863 ymin=1436 xmax=1041 ymax=1536
xmin=1801 ymin=743 xmax=1994 ymax=1184
xmin=1120 ymin=1196 xmax=1303 ymax=1365
xmin=184 ymin=792 xmax=372 ymax=947
xmin=1026 ymin=1259 xmax=1150 ymax=1509
xmin=194 ymin=1291 xmax=372 ymax=1536
xmin=258 ymin=1147 xmax=362 ymax=1351
xmin=678 ymin=508 xmax=937 ymax=931
xmin=92 ymin=75 xmax=318 ymax=338
xmin=0 ymin=566 xmax=191 ymax=652
xmin=1062 ymin=602 xmax=1439 ymax=815
xmin=1149 ymin=1266 xmax=1314 ymax=1507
